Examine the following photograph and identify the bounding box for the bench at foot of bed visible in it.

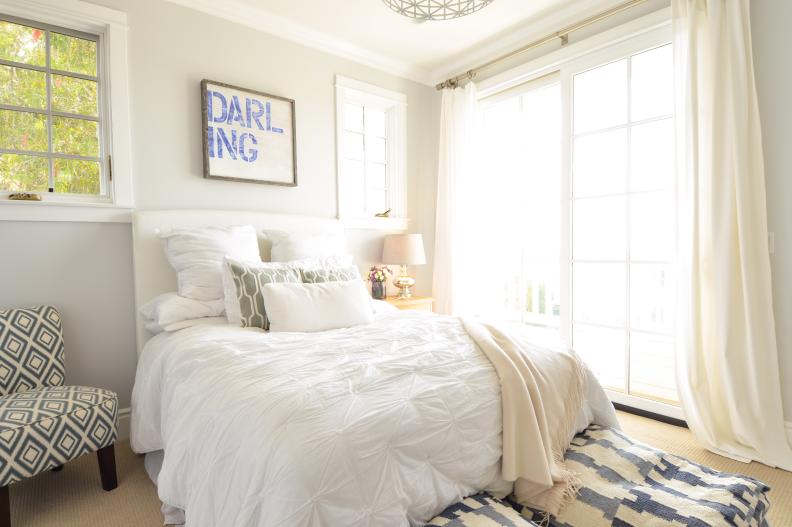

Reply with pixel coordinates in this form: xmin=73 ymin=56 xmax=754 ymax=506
xmin=514 ymin=425 xmax=772 ymax=527
xmin=429 ymin=425 xmax=772 ymax=527
xmin=427 ymin=493 xmax=539 ymax=526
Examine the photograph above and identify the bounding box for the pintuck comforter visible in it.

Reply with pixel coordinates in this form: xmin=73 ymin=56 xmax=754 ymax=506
xmin=131 ymin=311 xmax=617 ymax=527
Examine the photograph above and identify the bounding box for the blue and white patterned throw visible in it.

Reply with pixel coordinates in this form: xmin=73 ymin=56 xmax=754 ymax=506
xmin=513 ymin=425 xmax=771 ymax=527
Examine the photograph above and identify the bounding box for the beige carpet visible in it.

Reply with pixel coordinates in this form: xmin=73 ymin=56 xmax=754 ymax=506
xmin=10 ymin=441 xmax=163 ymax=527
xmin=10 ymin=412 xmax=792 ymax=525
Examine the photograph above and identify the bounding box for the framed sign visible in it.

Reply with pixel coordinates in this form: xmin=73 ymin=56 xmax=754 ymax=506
xmin=201 ymin=79 xmax=297 ymax=186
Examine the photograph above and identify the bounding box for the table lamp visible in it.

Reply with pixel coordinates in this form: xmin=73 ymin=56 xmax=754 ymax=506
xmin=382 ymin=233 xmax=426 ymax=299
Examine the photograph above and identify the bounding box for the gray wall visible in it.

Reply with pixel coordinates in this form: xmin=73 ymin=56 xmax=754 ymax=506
xmin=752 ymin=0 xmax=792 ymax=420
xmin=0 ymin=0 xmax=439 ymax=412
xmin=0 ymin=222 xmax=137 ymax=406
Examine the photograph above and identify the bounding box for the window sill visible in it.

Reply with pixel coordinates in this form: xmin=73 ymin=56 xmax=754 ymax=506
xmin=341 ymin=216 xmax=409 ymax=231
xmin=0 ymin=199 xmax=132 ymax=223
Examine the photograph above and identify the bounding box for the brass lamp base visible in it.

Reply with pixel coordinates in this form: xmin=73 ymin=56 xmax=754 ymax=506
xmin=394 ymin=265 xmax=416 ymax=299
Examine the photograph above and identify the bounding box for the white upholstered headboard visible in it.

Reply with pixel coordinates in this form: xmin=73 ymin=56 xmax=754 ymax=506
xmin=132 ymin=209 xmax=345 ymax=352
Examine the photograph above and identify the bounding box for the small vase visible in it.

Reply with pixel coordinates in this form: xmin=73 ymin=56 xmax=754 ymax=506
xmin=371 ymin=281 xmax=386 ymax=300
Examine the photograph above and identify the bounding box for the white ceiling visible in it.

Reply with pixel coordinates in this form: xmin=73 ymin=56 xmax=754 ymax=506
xmin=168 ymin=0 xmax=618 ymax=85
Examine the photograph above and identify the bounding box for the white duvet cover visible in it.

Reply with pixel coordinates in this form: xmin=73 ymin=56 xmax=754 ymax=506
xmin=131 ymin=311 xmax=617 ymax=527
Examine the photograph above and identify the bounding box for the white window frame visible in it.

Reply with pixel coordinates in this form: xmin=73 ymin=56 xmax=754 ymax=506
xmin=562 ymin=33 xmax=680 ymax=420
xmin=476 ymin=8 xmax=681 ymax=419
xmin=335 ymin=75 xmax=408 ymax=231
xmin=0 ymin=0 xmax=133 ymax=223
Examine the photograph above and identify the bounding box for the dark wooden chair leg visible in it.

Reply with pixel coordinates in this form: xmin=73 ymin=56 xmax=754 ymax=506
xmin=0 ymin=485 xmax=9 ymax=527
xmin=96 ymin=444 xmax=118 ymax=491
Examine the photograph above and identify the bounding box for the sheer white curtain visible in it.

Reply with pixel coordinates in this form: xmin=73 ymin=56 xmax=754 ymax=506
xmin=674 ymin=0 xmax=792 ymax=469
xmin=433 ymin=84 xmax=478 ymax=315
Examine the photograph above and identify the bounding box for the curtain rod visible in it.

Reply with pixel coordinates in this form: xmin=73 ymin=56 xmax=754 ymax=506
xmin=435 ymin=0 xmax=650 ymax=90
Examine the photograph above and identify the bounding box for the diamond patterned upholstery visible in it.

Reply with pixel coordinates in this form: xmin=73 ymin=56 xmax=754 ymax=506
xmin=0 ymin=306 xmax=118 ymax=492
xmin=0 ymin=306 xmax=65 ymax=396
xmin=0 ymin=386 xmax=117 ymax=487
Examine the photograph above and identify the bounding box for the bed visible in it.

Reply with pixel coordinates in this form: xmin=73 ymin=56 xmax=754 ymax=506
xmin=129 ymin=209 xmax=618 ymax=527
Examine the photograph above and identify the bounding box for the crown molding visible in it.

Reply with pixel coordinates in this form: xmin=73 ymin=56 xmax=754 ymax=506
xmin=430 ymin=0 xmax=664 ymax=85
xmin=164 ymin=0 xmax=434 ymax=86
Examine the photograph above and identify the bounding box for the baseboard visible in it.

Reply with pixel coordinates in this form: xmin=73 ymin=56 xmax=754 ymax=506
xmin=117 ymin=407 xmax=130 ymax=441
xmin=613 ymin=402 xmax=688 ymax=428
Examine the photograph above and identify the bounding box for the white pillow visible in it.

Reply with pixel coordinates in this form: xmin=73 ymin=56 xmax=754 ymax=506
xmin=158 ymin=225 xmax=261 ymax=301
xmin=140 ymin=293 xmax=225 ymax=332
xmin=145 ymin=317 xmax=228 ymax=334
xmin=262 ymin=281 xmax=374 ymax=332
xmin=265 ymin=230 xmax=347 ymax=262
xmin=371 ymin=299 xmax=399 ymax=314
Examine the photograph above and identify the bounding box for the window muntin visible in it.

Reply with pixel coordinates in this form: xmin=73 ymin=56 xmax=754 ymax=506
xmin=0 ymin=16 xmax=104 ymax=197
xmin=570 ymin=43 xmax=678 ymax=405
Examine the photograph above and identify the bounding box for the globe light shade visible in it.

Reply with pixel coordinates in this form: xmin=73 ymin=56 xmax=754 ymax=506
xmin=382 ymin=0 xmax=495 ymax=21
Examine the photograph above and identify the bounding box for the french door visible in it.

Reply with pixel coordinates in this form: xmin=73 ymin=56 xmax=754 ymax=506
xmin=562 ymin=29 xmax=680 ymax=418
xmin=475 ymin=24 xmax=680 ymax=418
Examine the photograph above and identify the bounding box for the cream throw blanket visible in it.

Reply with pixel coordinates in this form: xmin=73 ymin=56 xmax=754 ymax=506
xmin=462 ymin=319 xmax=585 ymax=517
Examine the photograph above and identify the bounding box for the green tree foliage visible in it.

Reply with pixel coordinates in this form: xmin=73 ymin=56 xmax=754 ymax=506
xmin=0 ymin=21 xmax=45 ymax=66
xmin=51 ymin=32 xmax=96 ymax=77
xmin=53 ymin=116 xmax=98 ymax=157
xmin=52 ymin=74 xmax=98 ymax=116
xmin=0 ymin=154 xmax=47 ymax=191
xmin=0 ymin=109 xmax=47 ymax=151
xmin=54 ymin=159 xmax=99 ymax=194
xmin=0 ymin=21 xmax=100 ymax=195
xmin=0 ymin=65 xmax=46 ymax=108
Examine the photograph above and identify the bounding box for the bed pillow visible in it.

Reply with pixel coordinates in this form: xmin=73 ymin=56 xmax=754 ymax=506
xmin=140 ymin=292 xmax=225 ymax=333
xmin=300 ymin=264 xmax=361 ymax=283
xmin=158 ymin=225 xmax=261 ymax=301
xmin=265 ymin=230 xmax=347 ymax=262
xmin=262 ymin=280 xmax=374 ymax=333
xmin=145 ymin=317 xmax=228 ymax=334
xmin=371 ymin=299 xmax=398 ymax=314
xmin=223 ymin=258 xmax=301 ymax=329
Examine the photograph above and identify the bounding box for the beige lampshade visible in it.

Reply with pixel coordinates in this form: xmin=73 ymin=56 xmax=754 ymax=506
xmin=382 ymin=234 xmax=426 ymax=266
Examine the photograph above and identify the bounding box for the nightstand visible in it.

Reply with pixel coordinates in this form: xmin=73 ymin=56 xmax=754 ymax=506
xmin=386 ymin=296 xmax=434 ymax=313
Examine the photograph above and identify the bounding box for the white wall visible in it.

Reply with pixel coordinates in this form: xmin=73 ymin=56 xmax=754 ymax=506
xmin=752 ymin=0 xmax=792 ymax=420
xmin=0 ymin=0 xmax=439 ymax=413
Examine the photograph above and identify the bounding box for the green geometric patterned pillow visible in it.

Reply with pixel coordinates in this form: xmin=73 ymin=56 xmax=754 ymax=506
xmin=300 ymin=265 xmax=361 ymax=284
xmin=226 ymin=260 xmax=301 ymax=330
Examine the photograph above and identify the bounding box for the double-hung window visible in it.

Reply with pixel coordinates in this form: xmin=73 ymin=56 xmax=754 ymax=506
xmin=0 ymin=0 xmax=132 ymax=220
xmin=0 ymin=16 xmax=107 ymax=199
xmin=335 ymin=75 xmax=407 ymax=230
